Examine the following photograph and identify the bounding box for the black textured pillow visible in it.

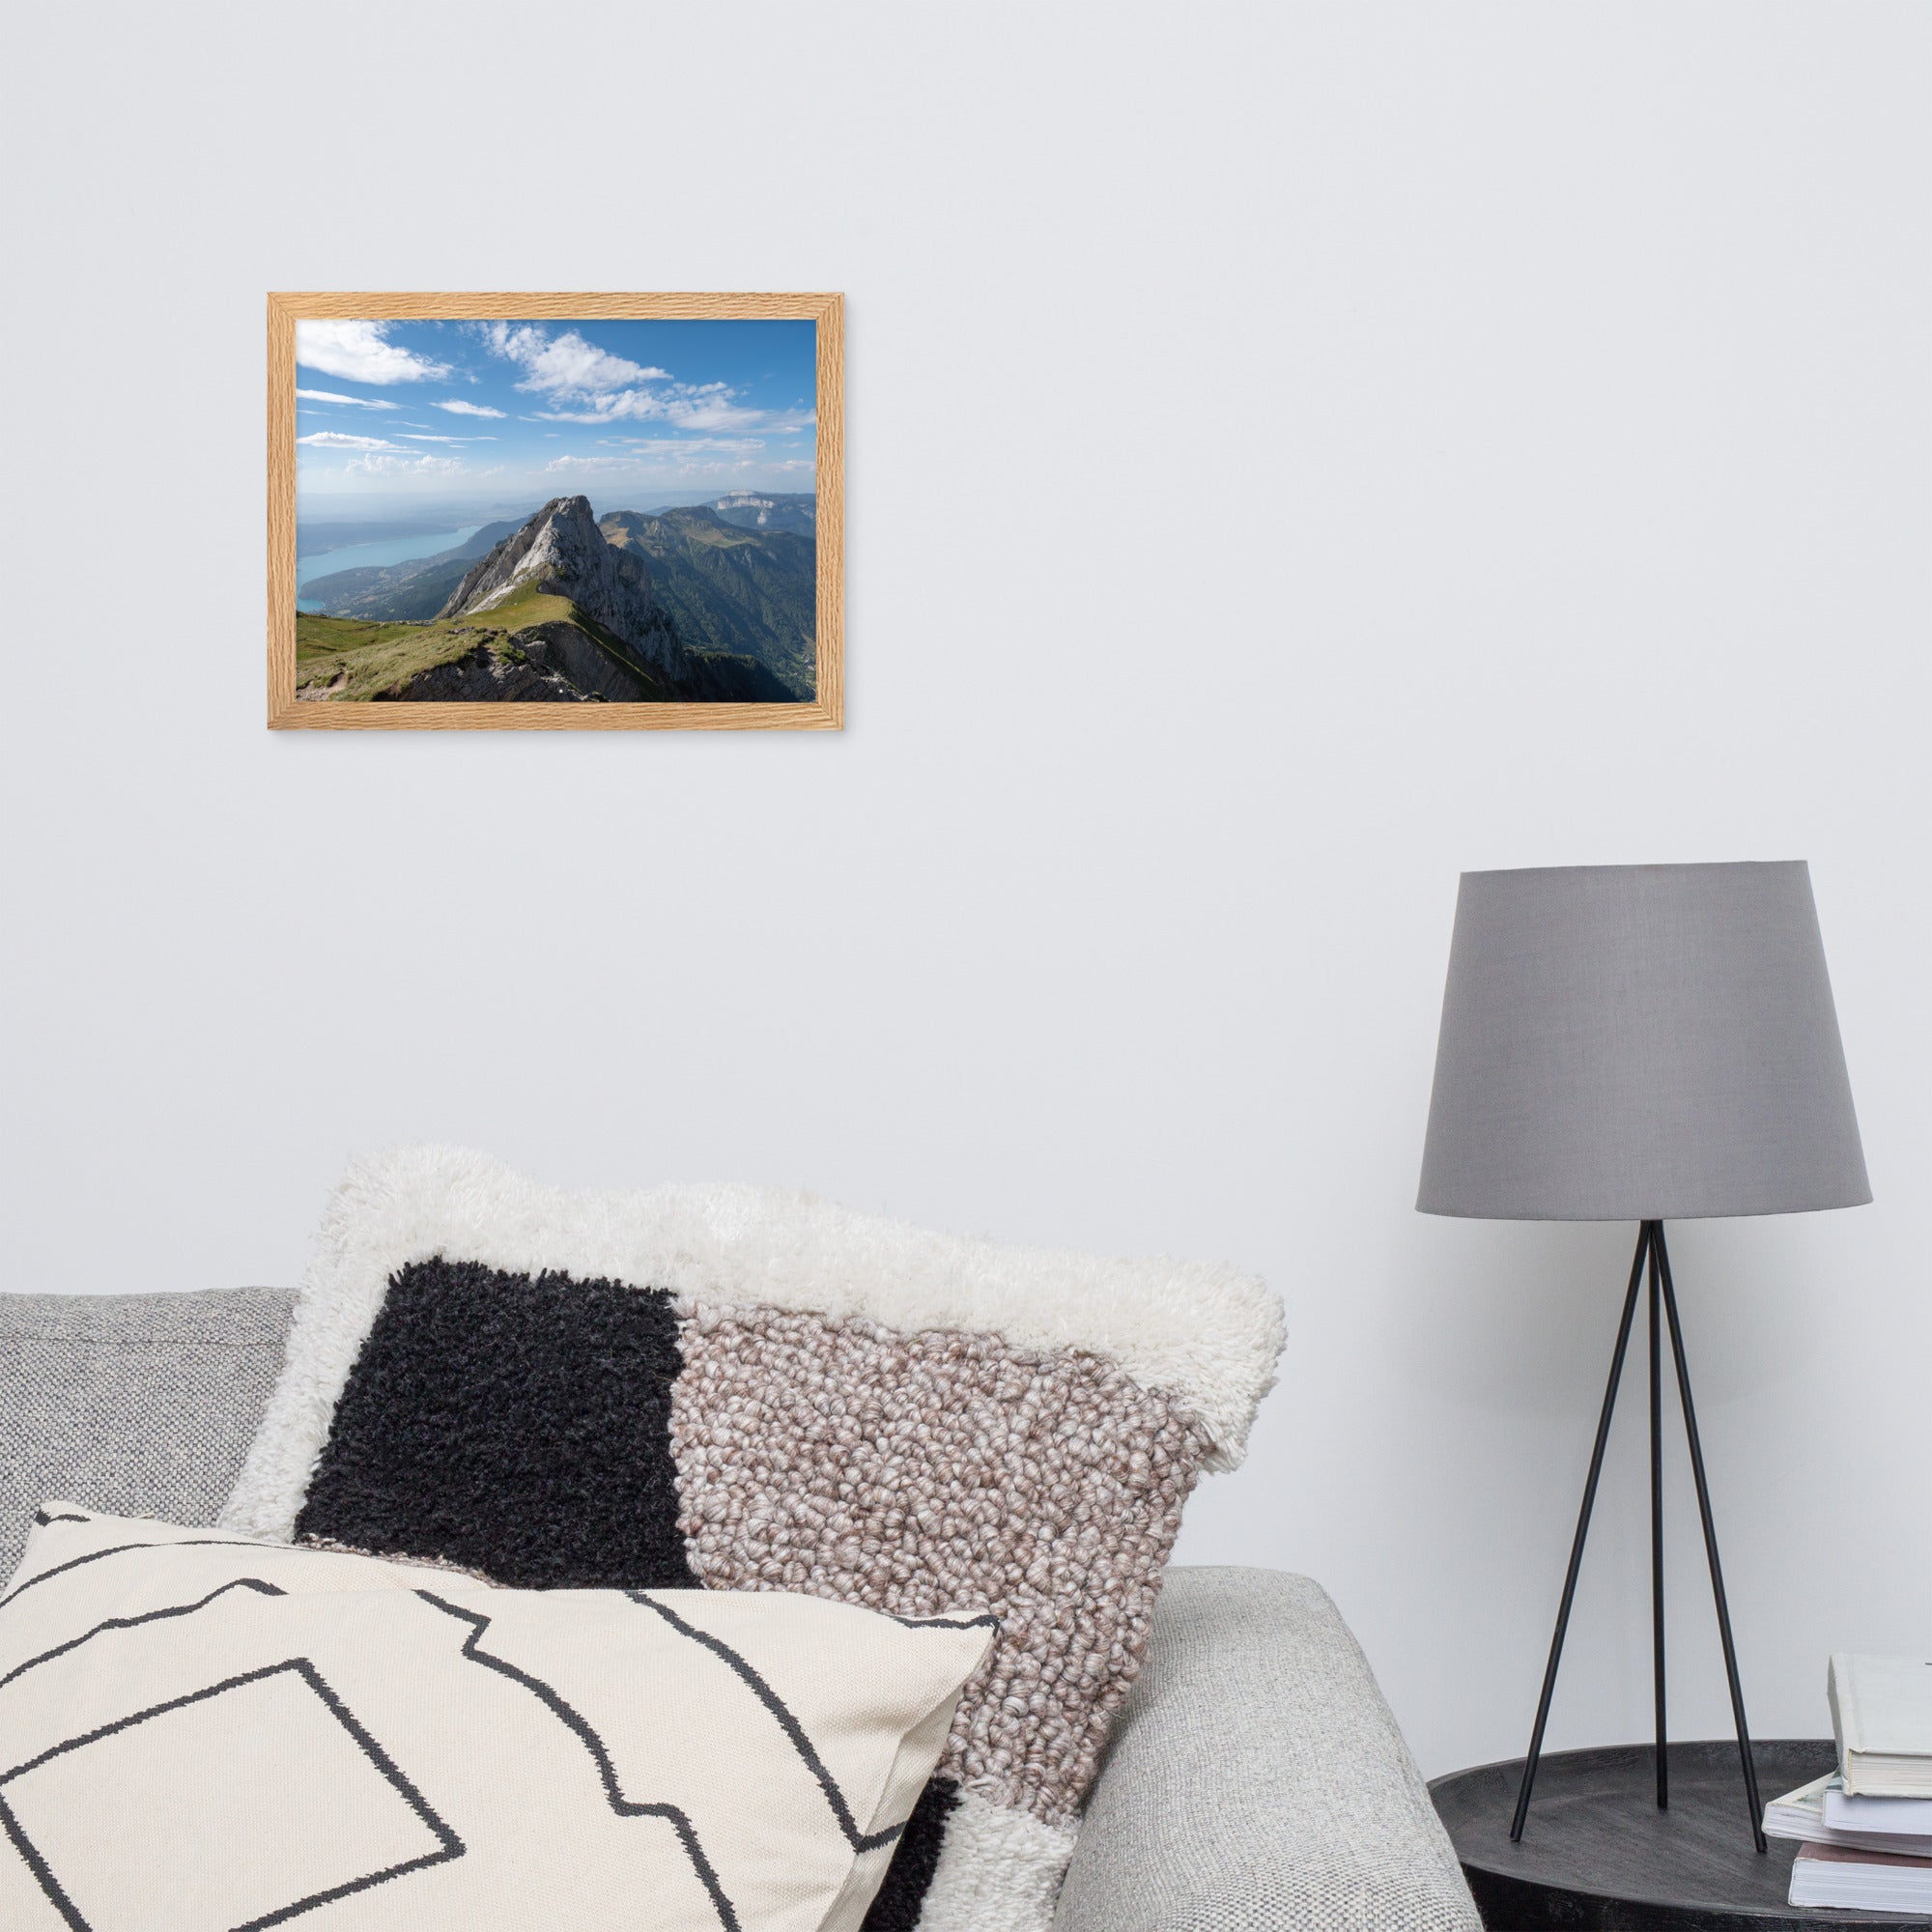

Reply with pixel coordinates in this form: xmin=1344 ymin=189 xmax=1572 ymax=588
xmin=297 ymin=1261 xmax=696 ymax=1590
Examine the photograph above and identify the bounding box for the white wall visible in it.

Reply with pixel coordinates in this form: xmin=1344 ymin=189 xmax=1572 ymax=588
xmin=3 ymin=2 xmax=1926 ymax=1779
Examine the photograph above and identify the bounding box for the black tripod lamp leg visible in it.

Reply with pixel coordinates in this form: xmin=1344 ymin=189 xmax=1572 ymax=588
xmin=1509 ymin=1224 xmax=1652 ymax=1841
xmin=1654 ymin=1225 xmax=1768 ymax=1855
xmin=1649 ymin=1227 xmax=1667 ymax=1810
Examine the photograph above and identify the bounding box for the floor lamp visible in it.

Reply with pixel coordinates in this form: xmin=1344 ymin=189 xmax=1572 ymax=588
xmin=1417 ymin=862 xmax=1869 ymax=1849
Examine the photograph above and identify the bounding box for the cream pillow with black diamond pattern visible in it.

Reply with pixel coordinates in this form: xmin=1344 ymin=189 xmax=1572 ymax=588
xmin=0 ymin=1506 xmax=995 ymax=1932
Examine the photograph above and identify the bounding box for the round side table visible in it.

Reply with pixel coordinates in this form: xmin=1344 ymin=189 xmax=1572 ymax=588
xmin=1431 ymin=1740 xmax=1932 ymax=1929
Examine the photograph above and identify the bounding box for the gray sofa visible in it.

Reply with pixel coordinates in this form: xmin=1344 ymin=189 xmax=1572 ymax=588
xmin=0 ymin=1289 xmax=1482 ymax=1931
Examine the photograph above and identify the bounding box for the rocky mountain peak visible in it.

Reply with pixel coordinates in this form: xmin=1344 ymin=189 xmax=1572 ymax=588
xmin=437 ymin=495 xmax=687 ymax=679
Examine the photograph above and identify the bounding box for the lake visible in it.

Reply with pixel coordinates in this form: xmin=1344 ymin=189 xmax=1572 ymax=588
xmin=296 ymin=526 xmax=484 ymax=613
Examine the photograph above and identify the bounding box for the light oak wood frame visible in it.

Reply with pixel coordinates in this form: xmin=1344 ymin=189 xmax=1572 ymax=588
xmin=268 ymin=292 xmax=843 ymax=730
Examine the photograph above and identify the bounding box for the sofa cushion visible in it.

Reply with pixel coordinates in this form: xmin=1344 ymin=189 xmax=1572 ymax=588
xmin=0 ymin=1290 xmax=294 ymax=1584
xmin=0 ymin=1506 xmax=994 ymax=1932
xmin=1054 ymin=1567 xmax=1481 ymax=1932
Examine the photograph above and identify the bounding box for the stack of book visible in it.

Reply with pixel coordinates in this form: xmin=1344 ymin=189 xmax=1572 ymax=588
xmin=1763 ymin=1654 xmax=1932 ymax=1913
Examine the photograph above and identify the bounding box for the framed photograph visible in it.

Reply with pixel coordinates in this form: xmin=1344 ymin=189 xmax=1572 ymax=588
xmin=268 ymin=292 xmax=842 ymax=729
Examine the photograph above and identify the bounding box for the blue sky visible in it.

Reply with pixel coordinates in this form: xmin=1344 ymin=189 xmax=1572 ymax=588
xmin=295 ymin=318 xmax=816 ymax=508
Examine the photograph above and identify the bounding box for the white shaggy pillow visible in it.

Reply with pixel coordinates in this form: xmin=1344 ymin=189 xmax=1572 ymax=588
xmin=0 ymin=1506 xmax=994 ymax=1932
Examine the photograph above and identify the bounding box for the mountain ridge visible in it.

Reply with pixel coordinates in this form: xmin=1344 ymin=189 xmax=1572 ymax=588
xmin=439 ymin=495 xmax=688 ymax=684
xmin=295 ymin=496 xmax=797 ymax=704
xmin=299 ymin=497 xmax=816 ymax=700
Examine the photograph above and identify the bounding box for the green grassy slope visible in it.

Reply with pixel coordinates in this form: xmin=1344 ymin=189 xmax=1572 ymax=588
xmin=294 ymin=583 xmax=790 ymax=703
xmin=297 ymin=612 xmax=507 ymax=700
xmin=295 ymin=588 xmax=657 ymax=700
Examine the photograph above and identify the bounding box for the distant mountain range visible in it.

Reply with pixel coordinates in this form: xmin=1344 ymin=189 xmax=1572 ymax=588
xmin=299 ymin=494 xmax=816 ymax=698
xmin=295 ymin=496 xmax=805 ymax=704
xmin=709 ymin=492 xmax=817 ymax=535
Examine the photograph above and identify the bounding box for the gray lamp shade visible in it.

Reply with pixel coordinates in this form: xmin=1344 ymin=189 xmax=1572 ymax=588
xmin=1417 ymin=862 xmax=1869 ymax=1221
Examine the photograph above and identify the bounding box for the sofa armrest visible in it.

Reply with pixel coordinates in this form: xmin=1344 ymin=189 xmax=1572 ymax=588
xmin=1054 ymin=1566 xmax=1479 ymax=1932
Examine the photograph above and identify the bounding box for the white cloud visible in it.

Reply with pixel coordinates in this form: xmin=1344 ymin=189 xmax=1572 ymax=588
xmin=433 ymin=398 xmax=506 ymax=419
xmin=345 ymin=453 xmax=465 ymax=476
xmin=295 ymin=387 xmax=400 ymax=411
xmin=529 ymin=390 xmax=667 ymax=425
xmin=541 ymin=440 xmax=770 ymax=477
xmin=297 ymin=431 xmax=407 ymax=451
xmin=296 ymin=321 xmax=453 ymax=385
xmin=603 ymin=437 xmax=765 ymax=455
xmin=666 ymin=390 xmax=767 ymax=431
xmin=401 ymin=433 xmax=497 ymax=443
xmin=541 ymin=455 xmax=650 ymax=475
xmin=481 ymin=322 xmax=667 ymax=396
xmin=532 ymin=382 xmax=799 ymax=433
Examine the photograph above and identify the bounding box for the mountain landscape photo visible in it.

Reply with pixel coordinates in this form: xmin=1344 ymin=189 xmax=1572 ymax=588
xmin=289 ymin=316 xmax=820 ymax=705
xmin=297 ymin=495 xmax=814 ymax=702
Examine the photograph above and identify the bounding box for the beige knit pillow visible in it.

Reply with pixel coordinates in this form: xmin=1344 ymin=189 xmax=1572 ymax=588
xmin=221 ymin=1147 xmax=1285 ymax=1930
xmin=0 ymin=1506 xmax=993 ymax=1932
